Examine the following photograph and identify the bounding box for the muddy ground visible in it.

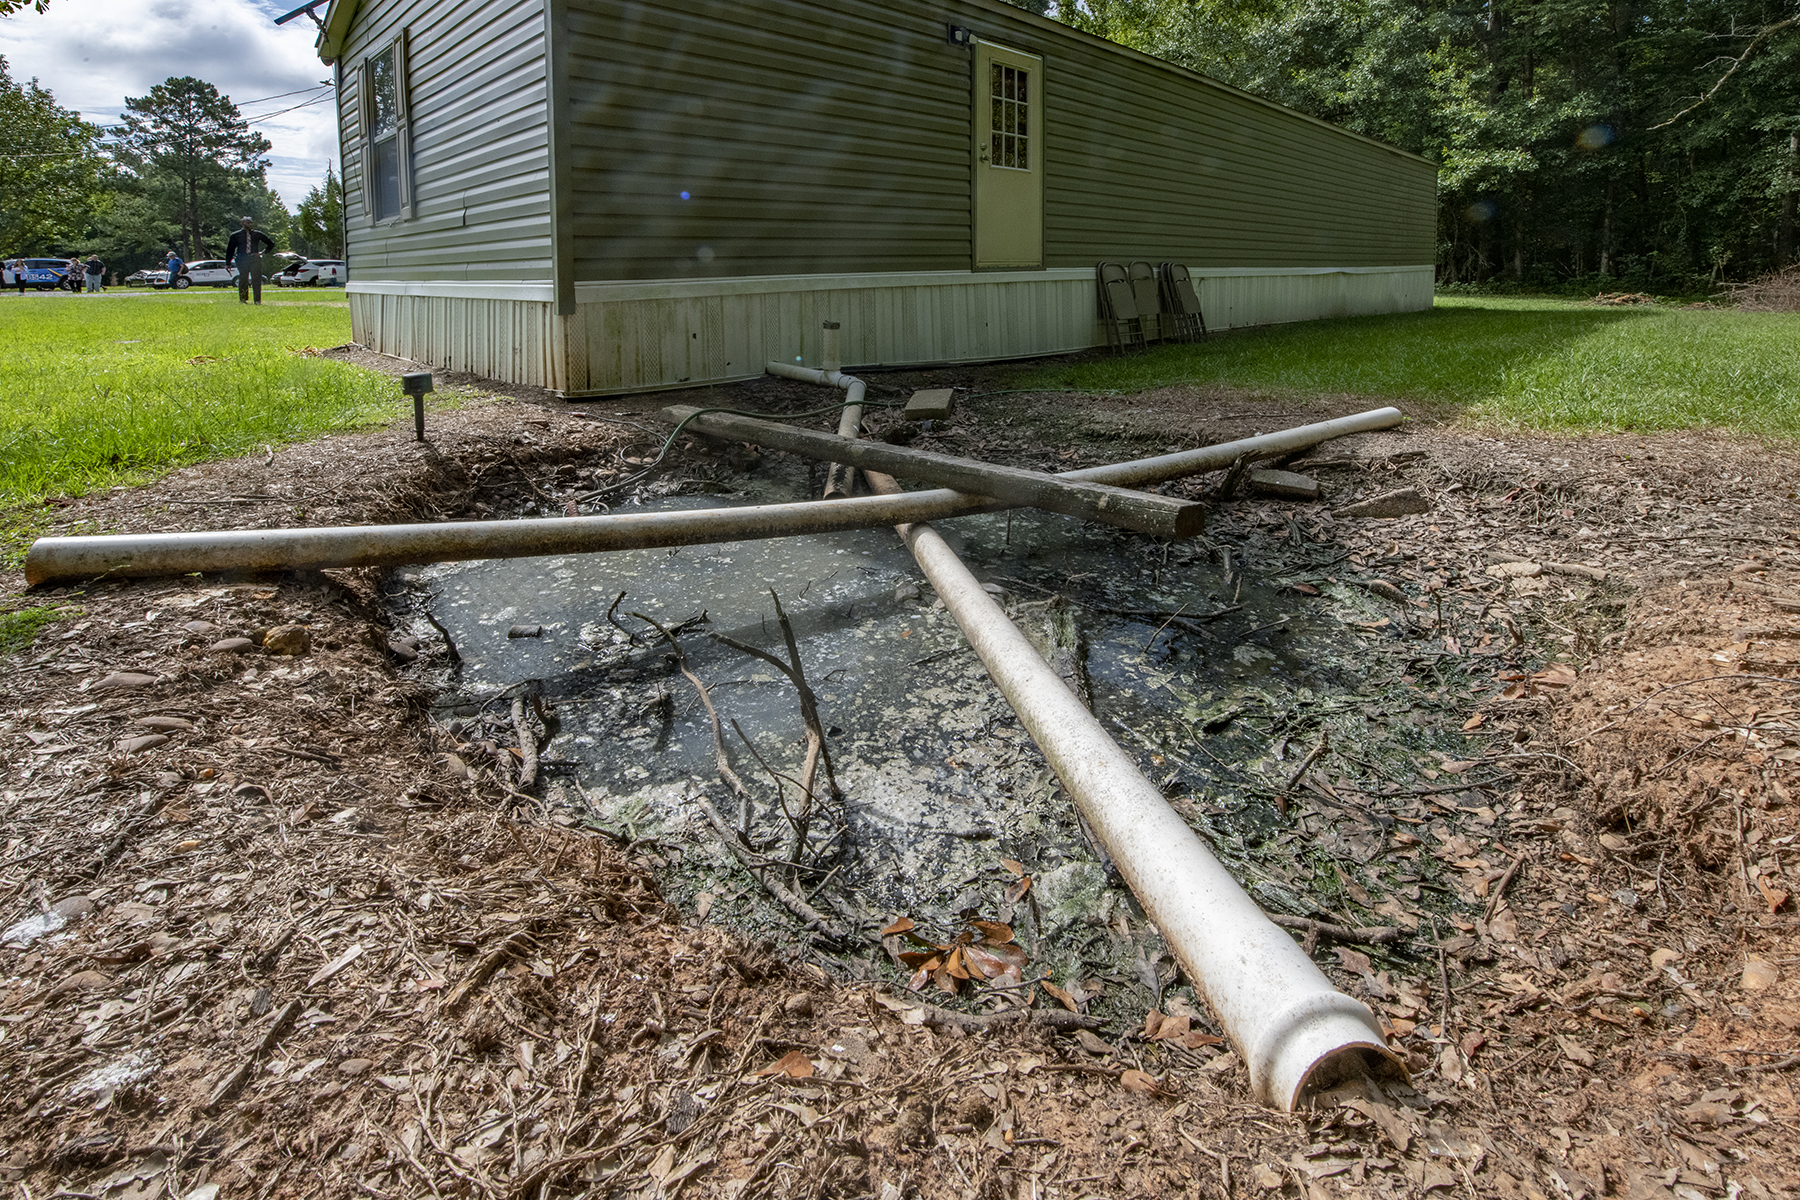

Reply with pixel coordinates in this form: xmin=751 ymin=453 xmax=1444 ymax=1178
xmin=1 ymin=355 xmax=1797 ymax=1200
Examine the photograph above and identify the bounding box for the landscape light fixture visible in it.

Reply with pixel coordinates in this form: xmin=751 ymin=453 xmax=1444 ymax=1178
xmin=402 ymin=372 xmax=434 ymax=441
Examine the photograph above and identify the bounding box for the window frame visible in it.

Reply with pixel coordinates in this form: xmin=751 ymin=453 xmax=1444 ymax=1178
xmin=360 ymin=31 xmax=414 ymax=225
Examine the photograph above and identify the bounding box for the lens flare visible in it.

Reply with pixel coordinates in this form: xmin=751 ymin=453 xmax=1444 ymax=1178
xmin=1464 ymin=200 xmax=1496 ymax=223
xmin=1576 ymin=124 xmax=1614 ymax=151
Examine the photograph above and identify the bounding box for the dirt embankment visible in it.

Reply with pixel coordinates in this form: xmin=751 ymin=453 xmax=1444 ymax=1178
xmin=0 ymin=368 xmax=1796 ymax=1199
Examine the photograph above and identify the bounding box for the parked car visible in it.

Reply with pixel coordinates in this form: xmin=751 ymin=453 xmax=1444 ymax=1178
xmin=2 ymin=258 xmax=75 ymax=290
xmin=277 ymin=258 xmax=347 ymax=287
xmin=178 ymin=260 xmax=238 ymax=288
xmin=125 ymin=268 xmax=165 ymax=287
xmin=260 ymin=251 xmax=305 ymax=280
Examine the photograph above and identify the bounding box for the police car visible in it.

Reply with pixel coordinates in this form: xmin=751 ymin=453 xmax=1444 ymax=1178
xmin=2 ymin=258 xmax=75 ymax=290
xmin=178 ymin=260 xmax=239 ymax=288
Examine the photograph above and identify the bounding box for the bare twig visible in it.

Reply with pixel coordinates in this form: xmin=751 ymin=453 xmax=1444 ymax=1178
xmin=634 ymin=612 xmax=750 ymax=810
xmin=1484 ymin=853 xmax=1527 ymax=925
xmin=692 ymin=793 xmax=848 ymax=944
xmin=1269 ymin=914 xmax=1404 ymax=945
xmin=509 ymin=695 xmax=539 ymax=791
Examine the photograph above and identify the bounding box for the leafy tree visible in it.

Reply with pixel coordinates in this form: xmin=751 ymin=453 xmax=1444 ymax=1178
xmin=117 ymin=77 xmax=272 ymax=260
xmin=293 ymin=164 xmax=344 ymax=258
xmin=1034 ymin=0 xmax=1800 ymax=286
xmin=0 ymin=56 xmax=109 ymax=254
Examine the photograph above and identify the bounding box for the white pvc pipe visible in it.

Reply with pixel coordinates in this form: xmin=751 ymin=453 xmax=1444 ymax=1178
xmin=795 ymin=364 xmax=1401 ymax=1109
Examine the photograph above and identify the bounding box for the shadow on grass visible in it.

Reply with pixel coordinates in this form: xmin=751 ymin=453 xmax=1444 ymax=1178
xmin=1012 ymin=298 xmax=1800 ymax=440
xmin=1017 ymin=302 xmax=1660 ymax=410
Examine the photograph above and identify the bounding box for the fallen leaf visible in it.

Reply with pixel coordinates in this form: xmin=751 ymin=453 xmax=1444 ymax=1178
xmin=879 ymin=916 xmax=915 ymax=937
xmin=968 ymin=920 xmax=1014 ymax=944
xmin=1004 ymin=875 xmax=1031 ymax=904
xmin=1755 ymin=876 xmax=1789 ymax=915
xmin=1742 ymin=960 xmax=1779 ymax=991
xmin=1120 ymin=1069 xmax=1171 ymax=1097
xmin=1555 ymin=1034 xmax=1596 ymax=1067
xmin=1461 ymin=713 xmax=1486 ymax=731
xmin=1041 ymin=979 xmax=1080 ymax=1012
xmin=1075 ymin=1030 xmax=1115 ymax=1056
xmin=999 ymin=858 xmax=1026 ymax=877
xmin=752 ymin=1050 xmax=814 ymax=1079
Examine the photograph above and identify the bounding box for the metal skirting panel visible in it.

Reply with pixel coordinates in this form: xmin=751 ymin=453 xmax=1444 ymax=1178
xmin=350 ymin=289 xmax=563 ymax=389
xmin=348 ymin=265 xmax=1431 ymax=394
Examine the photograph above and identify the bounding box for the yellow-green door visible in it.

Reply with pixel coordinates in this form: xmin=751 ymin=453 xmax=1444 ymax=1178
xmin=973 ymin=42 xmax=1043 ymax=269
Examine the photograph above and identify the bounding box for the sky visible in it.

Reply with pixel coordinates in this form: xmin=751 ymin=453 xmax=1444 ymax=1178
xmin=0 ymin=0 xmax=339 ymax=207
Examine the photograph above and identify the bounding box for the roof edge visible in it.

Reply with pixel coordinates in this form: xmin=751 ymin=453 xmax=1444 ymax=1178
xmin=315 ymin=0 xmax=361 ymax=63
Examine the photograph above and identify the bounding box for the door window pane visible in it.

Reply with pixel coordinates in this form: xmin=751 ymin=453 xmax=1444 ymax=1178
xmin=987 ymin=63 xmax=1029 ymax=171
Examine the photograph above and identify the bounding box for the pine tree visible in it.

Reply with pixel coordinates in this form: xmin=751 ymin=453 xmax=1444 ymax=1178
xmin=118 ymin=77 xmax=272 ymax=260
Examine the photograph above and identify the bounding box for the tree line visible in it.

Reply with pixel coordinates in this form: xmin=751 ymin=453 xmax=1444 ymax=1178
xmin=1017 ymin=0 xmax=1798 ymax=290
xmin=0 ymin=59 xmax=343 ymax=277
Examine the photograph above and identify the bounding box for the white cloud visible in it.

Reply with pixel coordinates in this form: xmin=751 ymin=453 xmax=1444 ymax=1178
xmin=0 ymin=0 xmax=340 ymax=205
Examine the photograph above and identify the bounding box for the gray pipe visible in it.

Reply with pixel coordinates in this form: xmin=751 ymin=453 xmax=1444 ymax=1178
xmin=24 ymin=403 xmax=1401 ymax=586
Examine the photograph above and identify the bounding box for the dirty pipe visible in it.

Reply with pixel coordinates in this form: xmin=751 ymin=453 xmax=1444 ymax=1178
xmin=23 ymin=406 xmax=1401 ymax=586
xmin=794 ymin=371 xmax=1406 ymax=1107
xmin=860 ymin=468 xmax=1401 ymax=1109
xmin=769 ymin=359 xmax=863 ymax=499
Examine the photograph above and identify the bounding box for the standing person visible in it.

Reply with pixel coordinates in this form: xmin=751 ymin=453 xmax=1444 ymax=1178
xmin=224 ymin=217 xmax=275 ymax=305
xmin=165 ymin=248 xmax=184 ymax=289
xmin=84 ymin=255 xmax=105 ymax=293
xmin=9 ymin=257 xmax=26 ymax=294
xmin=65 ymin=257 xmax=83 ymax=292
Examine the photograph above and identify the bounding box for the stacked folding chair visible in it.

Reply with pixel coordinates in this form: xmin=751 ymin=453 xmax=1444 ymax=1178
xmin=1127 ymin=261 xmax=1164 ymax=342
xmin=1158 ymin=262 xmax=1208 ymax=342
xmin=1095 ymin=262 xmax=1147 ymax=351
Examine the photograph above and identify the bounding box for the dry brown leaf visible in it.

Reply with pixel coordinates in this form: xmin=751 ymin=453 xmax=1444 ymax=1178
xmin=1120 ymin=1069 xmax=1171 ymax=1097
xmin=1041 ymin=979 xmax=1080 ymax=1012
xmin=1461 ymin=713 xmax=1486 ymax=730
xmin=1004 ymin=875 xmax=1031 ymax=904
xmin=752 ymin=1050 xmax=814 ymax=1079
xmin=1142 ymin=1009 xmax=1164 ymax=1039
xmin=999 ymin=857 xmax=1026 ymax=877
xmin=879 ymin=916 xmax=915 ymax=937
xmin=968 ymin=919 xmax=1014 ymax=944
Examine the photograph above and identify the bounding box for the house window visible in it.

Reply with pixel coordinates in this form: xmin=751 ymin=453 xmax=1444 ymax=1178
xmin=363 ymin=37 xmax=410 ymax=221
xmin=989 ymin=63 xmax=1029 ymax=170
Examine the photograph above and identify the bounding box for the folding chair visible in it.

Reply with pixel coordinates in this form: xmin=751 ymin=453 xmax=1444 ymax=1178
xmin=1158 ymin=262 xmax=1208 ymax=342
xmin=1095 ymin=262 xmax=1146 ymax=351
xmin=1128 ymin=260 xmax=1164 ymax=342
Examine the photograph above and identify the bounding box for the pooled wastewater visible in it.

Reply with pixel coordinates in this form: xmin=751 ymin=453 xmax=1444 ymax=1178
xmin=391 ymin=464 xmax=1488 ymax=1006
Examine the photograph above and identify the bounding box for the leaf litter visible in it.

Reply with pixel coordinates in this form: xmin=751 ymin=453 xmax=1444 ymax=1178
xmin=0 ymin=360 xmax=1794 ymax=1197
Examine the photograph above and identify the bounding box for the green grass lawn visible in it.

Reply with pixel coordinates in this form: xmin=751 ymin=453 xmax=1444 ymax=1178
xmin=0 ymin=290 xmax=402 ymax=505
xmin=1015 ymin=296 xmax=1800 ymax=441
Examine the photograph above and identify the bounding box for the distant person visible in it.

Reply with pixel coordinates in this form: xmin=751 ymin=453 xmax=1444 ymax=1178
xmin=165 ymin=249 xmax=183 ymax=288
xmin=9 ymin=257 xmax=25 ymax=294
xmin=224 ymin=216 xmax=275 ymax=305
xmin=66 ymin=257 xmax=83 ymax=292
xmin=84 ymin=255 xmax=105 ymax=293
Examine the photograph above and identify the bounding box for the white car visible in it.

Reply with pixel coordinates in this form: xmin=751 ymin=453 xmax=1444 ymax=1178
xmin=277 ymin=258 xmax=347 ymax=287
xmin=179 ymin=260 xmax=238 ymax=288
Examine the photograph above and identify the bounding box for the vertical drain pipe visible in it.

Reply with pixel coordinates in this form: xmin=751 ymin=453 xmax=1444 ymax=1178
xmin=775 ymin=350 xmax=862 ymax=500
xmin=776 ymin=361 xmax=1402 ymax=1109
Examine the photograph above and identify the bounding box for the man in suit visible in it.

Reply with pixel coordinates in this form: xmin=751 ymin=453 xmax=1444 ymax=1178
xmin=224 ymin=217 xmax=276 ymax=305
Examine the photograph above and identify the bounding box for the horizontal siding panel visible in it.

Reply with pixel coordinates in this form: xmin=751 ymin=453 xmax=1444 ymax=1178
xmin=339 ymin=0 xmax=552 ymax=281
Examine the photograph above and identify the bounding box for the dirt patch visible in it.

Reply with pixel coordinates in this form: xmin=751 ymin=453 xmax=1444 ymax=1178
xmin=1 ymin=359 xmax=1797 ymax=1199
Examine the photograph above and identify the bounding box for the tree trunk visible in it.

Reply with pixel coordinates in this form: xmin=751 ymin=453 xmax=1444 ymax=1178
xmin=1781 ymin=132 xmax=1798 ymax=267
xmin=1599 ymin=179 xmax=1615 ymax=277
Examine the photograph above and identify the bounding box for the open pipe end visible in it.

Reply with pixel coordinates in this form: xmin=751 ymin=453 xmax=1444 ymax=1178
xmin=1245 ymin=991 xmax=1408 ymax=1112
xmin=1288 ymin=1043 xmax=1410 ymax=1113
